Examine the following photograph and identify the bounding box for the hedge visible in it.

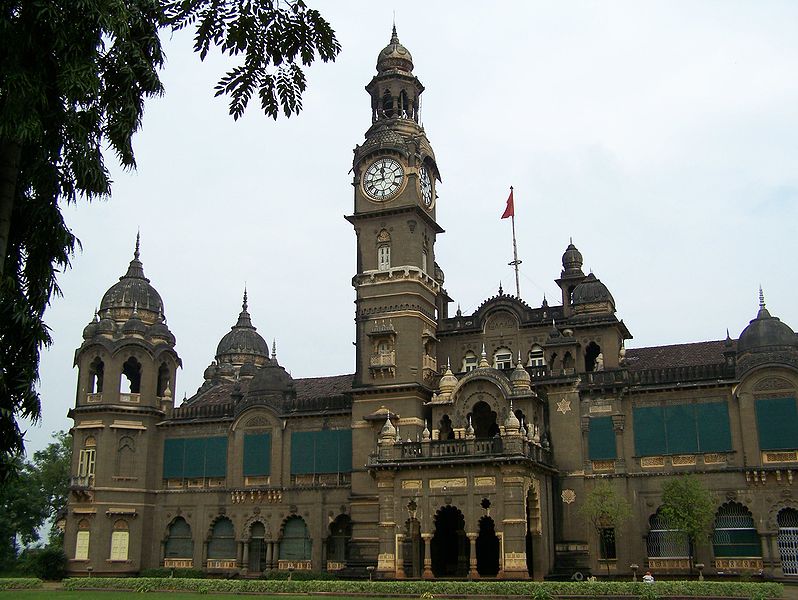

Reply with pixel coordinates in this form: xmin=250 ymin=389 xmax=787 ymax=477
xmin=61 ymin=577 xmax=783 ymax=599
xmin=0 ymin=578 xmax=43 ymax=590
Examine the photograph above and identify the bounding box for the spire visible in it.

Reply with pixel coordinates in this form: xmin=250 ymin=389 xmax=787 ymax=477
xmin=272 ymin=338 xmax=277 ymax=361
xmin=234 ymin=289 xmax=254 ymax=328
xmin=498 ymin=281 xmax=503 ymax=296
xmin=124 ymin=233 xmax=147 ymax=279
xmin=243 ymin=286 xmax=248 ymax=312
xmin=759 ymin=285 xmax=766 ymax=309
xmin=391 ymin=22 xmax=399 ymax=44
xmin=757 ymin=286 xmax=771 ymax=319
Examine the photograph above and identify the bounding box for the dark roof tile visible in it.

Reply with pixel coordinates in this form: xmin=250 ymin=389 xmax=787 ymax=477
xmin=624 ymin=340 xmax=730 ymax=371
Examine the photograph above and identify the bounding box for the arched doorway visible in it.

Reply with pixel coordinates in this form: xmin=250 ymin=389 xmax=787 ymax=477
xmin=280 ymin=516 xmax=311 ymax=566
xmin=431 ymin=505 xmax=468 ymax=577
xmin=476 ymin=516 xmax=499 ymax=576
xmin=326 ymin=515 xmax=351 ymax=571
xmin=164 ymin=517 xmax=193 ymax=567
xmin=402 ymin=517 xmax=424 ymax=578
xmin=470 ymin=401 xmax=499 ymax=439
xmin=207 ymin=517 xmax=236 ymax=568
xmin=248 ymin=522 xmax=268 ymax=572
xmin=778 ymin=508 xmax=798 ymax=576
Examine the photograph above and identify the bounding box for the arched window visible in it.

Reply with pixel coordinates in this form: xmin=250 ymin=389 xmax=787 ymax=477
xmin=493 ymin=347 xmax=513 ymax=370
xmin=585 ymin=342 xmax=602 ymax=372
xmin=110 ymin=520 xmax=129 ymax=560
xmin=462 ymin=351 xmax=477 ymax=372
xmin=382 ymin=89 xmax=394 ymax=118
xmin=89 ymin=357 xmax=104 ymax=393
xmin=157 ymin=362 xmax=171 ymax=397
xmin=377 ymin=229 xmax=391 ymax=271
xmin=121 ymin=357 xmax=142 ymax=393
xmin=280 ymin=516 xmax=311 ymax=561
xmin=528 ymin=345 xmax=545 ymax=367
xmin=647 ymin=509 xmax=689 ymax=559
xmin=115 ymin=436 xmax=135 ymax=478
xmin=75 ymin=519 xmax=91 ymax=560
xmin=327 ymin=514 xmax=352 ymax=563
xmin=777 ymin=508 xmax=798 ymax=576
xmin=563 ymin=352 xmax=574 ymax=371
xmin=713 ymin=502 xmax=760 ymax=559
xmin=78 ymin=436 xmax=96 ymax=479
xmin=399 ymin=90 xmax=409 ymax=117
xmin=165 ymin=517 xmax=193 ymax=561
xmin=439 ymin=415 xmax=454 ymax=441
xmin=469 ymin=402 xmax=499 ymax=439
xmin=208 ymin=517 xmax=236 ymax=559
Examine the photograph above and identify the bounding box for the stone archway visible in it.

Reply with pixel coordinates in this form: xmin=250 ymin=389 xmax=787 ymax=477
xmin=470 ymin=401 xmax=499 ymax=439
xmin=432 ymin=505 xmax=468 ymax=577
xmin=476 ymin=516 xmax=500 ymax=576
xmin=247 ymin=521 xmax=268 ymax=572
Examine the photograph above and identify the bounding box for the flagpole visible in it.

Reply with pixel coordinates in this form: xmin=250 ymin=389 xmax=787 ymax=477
xmin=507 ymin=186 xmax=522 ymax=298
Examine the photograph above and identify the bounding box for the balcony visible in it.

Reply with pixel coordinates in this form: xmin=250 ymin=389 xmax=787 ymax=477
xmin=370 ymin=352 xmax=395 ymax=367
xmin=86 ymin=393 xmax=103 ymax=403
xmin=369 ymin=437 xmax=553 ymax=468
xmin=422 ymin=354 xmax=438 ymax=372
xmin=119 ymin=393 xmax=141 ymax=403
xmin=71 ymin=475 xmax=95 ymax=489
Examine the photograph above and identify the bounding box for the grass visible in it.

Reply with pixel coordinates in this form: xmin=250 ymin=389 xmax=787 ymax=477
xmin=0 ymin=594 xmax=400 ymax=600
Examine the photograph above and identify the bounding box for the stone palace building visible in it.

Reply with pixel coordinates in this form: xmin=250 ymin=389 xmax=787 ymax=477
xmin=64 ymin=28 xmax=798 ymax=580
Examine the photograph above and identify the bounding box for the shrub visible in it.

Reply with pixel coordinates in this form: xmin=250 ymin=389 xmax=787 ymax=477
xmin=0 ymin=578 xmax=43 ymax=590
xmin=261 ymin=569 xmax=338 ymax=580
xmin=139 ymin=567 xmax=207 ymax=579
xmin=18 ymin=547 xmax=66 ymax=580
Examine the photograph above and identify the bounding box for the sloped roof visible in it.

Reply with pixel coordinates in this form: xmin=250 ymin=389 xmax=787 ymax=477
xmin=624 ymin=340 xmax=730 ymax=371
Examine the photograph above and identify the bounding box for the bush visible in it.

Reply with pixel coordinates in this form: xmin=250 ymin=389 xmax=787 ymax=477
xmin=18 ymin=547 xmax=66 ymax=580
xmin=261 ymin=569 xmax=338 ymax=580
xmin=60 ymin=577 xmax=784 ymax=598
xmin=139 ymin=567 xmax=207 ymax=579
xmin=0 ymin=578 xmax=43 ymax=590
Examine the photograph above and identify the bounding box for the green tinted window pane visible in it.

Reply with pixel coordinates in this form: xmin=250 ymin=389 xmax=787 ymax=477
xmin=697 ymin=402 xmax=732 ymax=452
xmin=633 ymin=406 xmax=666 ymax=456
xmin=183 ymin=438 xmax=206 ymax=478
xmin=588 ymin=416 xmax=616 ymax=460
xmin=315 ymin=430 xmax=339 ymax=473
xmin=163 ymin=438 xmax=185 ymax=479
xmin=756 ymin=397 xmax=798 ymax=451
xmin=665 ymin=404 xmax=698 ymax=454
xmin=243 ymin=433 xmax=272 ymax=476
xmin=291 ymin=431 xmax=316 ymax=474
xmin=338 ymin=429 xmax=352 ymax=472
xmin=204 ymin=436 xmax=227 ymax=477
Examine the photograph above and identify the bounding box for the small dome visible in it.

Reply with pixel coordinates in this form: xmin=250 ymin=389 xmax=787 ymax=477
xmin=238 ymin=362 xmax=258 ymax=378
xmin=438 ymin=362 xmax=458 ymax=392
xmin=122 ymin=309 xmax=147 ymax=336
xmin=377 ymin=26 xmax=413 ymax=74
xmin=203 ymin=362 xmax=219 ymax=381
xmin=82 ymin=313 xmax=99 ymax=340
xmin=248 ymin=361 xmax=294 ymax=395
xmin=99 ymin=235 xmax=164 ymax=324
xmin=504 ymin=406 xmax=521 ymax=432
xmin=738 ymin=295 xmax=798 ymax=354
xmin=97 ymin=311 xmax=116 ymax=335
xmin=510 ymin=358 xmax=532 ymax=389
xmin=147 ymin=310 xmax=175 ymax=344
xmin=215 ymin=291 xmax=270 ymax=365
xmin=561 ymin=241 xmax=584 ymax=278
xmin=572 ymin=273 xmax=615 ymax=306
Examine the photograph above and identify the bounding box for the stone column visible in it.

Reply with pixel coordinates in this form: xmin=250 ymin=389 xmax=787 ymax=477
xmin=321 ymin=538 xmax=328 ymax=571
xmin=612 ymin=414 xmax=626 ymax=472
xmin=395 ymin=534 xmax=405 ymax=578
xmin=202 ymin=540 xmax=209 ymax=570
xmin=265 ymin=541 xmax=274 ymax=571
xmin=501 ymin=468 xmax=530 ymax=579
xmin=273 ymin=541 xmax=280 ymax=570
xmin=376 ymin=471 xmax=397 ymax=577
xmin=422 ymin=533 xmax=433 ymax=578
xmin=242 ymin=542 xmax=249 ymax=573
xmin=580 ymin=416 xmax=591 ymax=472
xmin=467 ymin=533 xmax=478 ymax=579
xmin=236 ymin=541 xmax=244 ymax=569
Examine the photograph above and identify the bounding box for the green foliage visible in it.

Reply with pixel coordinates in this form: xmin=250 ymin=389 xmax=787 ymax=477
xmin=59 ymin=577 xmax=784 ymax=598
xmin=261 ymin=569 xmax=338 ymax=580
xmin=0 ymin=578 xmax=43 ymax=590
xmin=578 ymin=480 xmax=632 ymax=575
xmin=0 ymin=1 xmax=340 ymax=481
xmin=660 ymin=474 xmax=716 ymax=556
xmin=139 ymin=567 xmax=208 ymax=579
xmin=18 ymin=547 xmax=66 ymax=581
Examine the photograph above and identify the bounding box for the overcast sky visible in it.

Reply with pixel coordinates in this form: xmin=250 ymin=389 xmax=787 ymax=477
xmin=29 ymin=1 xmax=798 ymax=454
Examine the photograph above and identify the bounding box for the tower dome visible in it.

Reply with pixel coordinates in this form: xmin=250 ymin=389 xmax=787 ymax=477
xmin=377 ymin=25 xmax=413 ymax=74
xmin=215 ymin=290 xmax=270 ymax=366
xmin=561 ymin=240 xmax=584 ymax=278
xmin=572 ymin=273 xmax=615 ymax=306
xmin=738 ymin=292 xmax=798 ymax=354
xmin=99 ymin=234 xmax=164 ymax=324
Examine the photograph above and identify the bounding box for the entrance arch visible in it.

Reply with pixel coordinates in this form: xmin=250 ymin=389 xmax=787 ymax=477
xmin=280 ymin=516 xmax=311 ymax=564
xmin=247 ymin=521 xmax=268 ymax=572
xmin=431 ymin=505 xmax=468 ymax=577
xmin=470 ymin=401 xmax=499 ymax=439
xmin=326 ymin=514 xmax=351 ymax=569
xmin=476 ymin=516 xmax=500 ymax=576
xmin=778 ymin=508 xmax=798 ymax=576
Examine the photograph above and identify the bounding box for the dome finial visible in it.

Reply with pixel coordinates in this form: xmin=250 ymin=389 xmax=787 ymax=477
xmin=134 ymin=230 xmax=140 ymax=260
xmin=272 ymin=338 xmax=277 ymax=361
xmin=243 ymin=286 xmax=248 ymax=312
xmin=759 ymin=285 xmax=766 ymax=310
xmin=498 ymin=281 xmax=503 ymax=295
xmin=391 ymin=20 xmax=398 ymax=44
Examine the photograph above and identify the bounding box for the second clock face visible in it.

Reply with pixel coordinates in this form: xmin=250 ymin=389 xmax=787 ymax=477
xmin=419 ymin=166 xmax=433 ymax=208
xmin=363 ymin=157 xmax=404 ymax=201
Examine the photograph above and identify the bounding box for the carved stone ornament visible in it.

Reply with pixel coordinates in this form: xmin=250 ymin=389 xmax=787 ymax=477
xmin=753 ymin=376 xmax=794 ymax=392
xmin=557 ymin=398 xmax=572 ymax=415
xmin=561 ymin=489 xmax=576 ymax=504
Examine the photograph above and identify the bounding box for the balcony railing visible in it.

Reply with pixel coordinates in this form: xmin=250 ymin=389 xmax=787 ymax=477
xmin=370 ymin=352 xmax=396 ymax=367
xmin=86 ymin=393 xmax=103 ymax=403
xmin=422 ymin=354 xmax=438 ymax=372
xmin=372 ymin=437 xmax=552 ymax=467
xmin=70 ymin=475 xmax=95 ymax=489
xmin=119 ymin=393 xmax=141 ymax=403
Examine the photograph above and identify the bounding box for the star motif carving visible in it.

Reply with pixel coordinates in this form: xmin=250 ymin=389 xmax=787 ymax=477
xmin=561 ymin=489 xmax=576 ymax=504
xmin=556 ymin=398 xmax=572 ymax=414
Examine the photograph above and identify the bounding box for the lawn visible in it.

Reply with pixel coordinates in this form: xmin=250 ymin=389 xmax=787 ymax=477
xmin=1 ymin=594 xmax=391 ymax=600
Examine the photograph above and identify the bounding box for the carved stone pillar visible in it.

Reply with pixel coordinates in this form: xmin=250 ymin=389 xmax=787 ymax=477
xmin=580 ymin=416 xmax=591 ymax=471
xmin=265 ymin=541 xmax=274 ymax=571
xmin=467 ymin=533 xmax=478 ymax=579
xmin=242 ymin=542 xmax=249 ymax=573
xmin=376 ymin=471 xmax=397 ymax=577
xmin=395 ymin=534 xmax=405 ymax=578
xmin=612 ymin=413 xmax=626 ymax=472
xmin=236 ymin=541 xmax=244 ymax=569
xmin=422 ymin=533 xmax=433 ymax=578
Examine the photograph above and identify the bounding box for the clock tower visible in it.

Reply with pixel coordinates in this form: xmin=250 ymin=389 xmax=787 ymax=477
xmin=347 ymin=26 xmax=447 ymax=389
xmin=346 ymin=28 xmax=450 ymax=572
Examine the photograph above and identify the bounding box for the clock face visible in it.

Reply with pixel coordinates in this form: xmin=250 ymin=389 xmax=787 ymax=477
xmin=363 ymin=157 xmax=404 ymax=201
xmin=419 ymin=166 xmax=433 ymax=208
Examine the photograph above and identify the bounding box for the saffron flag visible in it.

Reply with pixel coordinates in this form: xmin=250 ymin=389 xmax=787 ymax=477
xmin=501 ymin=188 xmax=514 ymax=219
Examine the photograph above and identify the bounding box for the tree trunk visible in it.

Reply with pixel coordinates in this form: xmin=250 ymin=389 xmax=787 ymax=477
xmin=0 ymin=140 xmax=22 ymax=278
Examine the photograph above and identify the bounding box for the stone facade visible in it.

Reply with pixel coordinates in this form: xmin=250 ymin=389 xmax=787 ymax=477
xmin=64 ymin=29 xmax=798 ymax=581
